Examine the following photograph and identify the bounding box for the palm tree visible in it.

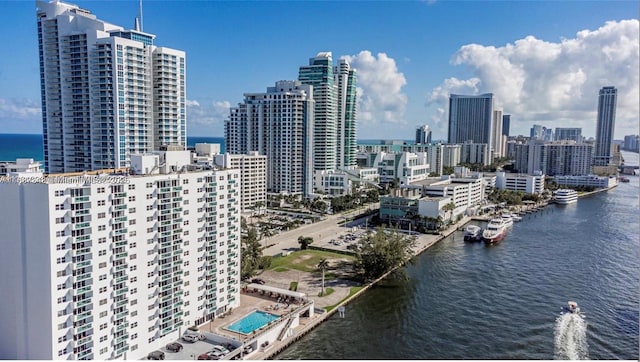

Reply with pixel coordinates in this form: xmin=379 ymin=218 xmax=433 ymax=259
xmin=442 ymin=202 xmax=456 ymax=224
xmin=297 ymin=236 xmax=313 ymax=250
xmin=317 ymin=258 xmax=329 ymax=296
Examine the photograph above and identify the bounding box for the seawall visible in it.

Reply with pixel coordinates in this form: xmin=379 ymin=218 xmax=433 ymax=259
xmin=260 ymin=216 xmax=472 ymax=359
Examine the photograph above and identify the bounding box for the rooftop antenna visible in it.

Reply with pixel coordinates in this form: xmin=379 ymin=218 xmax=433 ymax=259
xmin=139 ymin=0 xmax=144 ymax=31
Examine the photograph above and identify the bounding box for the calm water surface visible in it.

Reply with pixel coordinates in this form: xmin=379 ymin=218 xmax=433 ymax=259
xmin=276 ymin=176 xmax=639 ymax=360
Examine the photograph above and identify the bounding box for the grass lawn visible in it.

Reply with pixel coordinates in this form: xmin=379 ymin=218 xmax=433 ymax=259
xmin=318 ymin=287 xmax=334 ymax=297
xmin=323 ymin=286 xmax=364 ymax=312
xmin=269 ymin=249 xmax=355 ymax=273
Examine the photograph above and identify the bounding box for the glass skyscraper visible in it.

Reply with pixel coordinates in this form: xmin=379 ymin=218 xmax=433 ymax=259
xmin=594 ymin=86 xmax=617 ymax=166
xmin=448 ymin=93 xmax=494 ymax=146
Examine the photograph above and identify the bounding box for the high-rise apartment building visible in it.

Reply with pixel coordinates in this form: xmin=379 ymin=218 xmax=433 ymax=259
xmin=213 ymin=152 xmax=267 ymax=213
xmin=530 ymin=124 xmax=544 ymax=140
xmin=492 ymin=109 xmax=504 ymax=158
xmin=334 ymin=59 xmax=358 ymax=167
xmin=0 ymin=152 xmax=240 ymax=360
xmin=225 ymin=80 xmax=315 ymax=196
xmin=37 ymin=0 xmax=186 ymax=173
xmin=526 ymin=140 xmax=593 ymax=176
xmin=502 ymin=115 xmax=511 ymax=137
xmin=623 ymin=135 xmax=639 ymax=152
xmin=299 ymin=52 xmax=337 ymax=172
xmin=448 ymin=93 xmax=494 ymax=147
xmin=530 ymin=125 xmax=553 ymax=141
xmin=415 ymin=125 xmax=432 ymax=145
xmin=594 ymin=86 xmax=617 ymax=166
xmin=460 ymin=142 xmax=491 ymax=166
xmin=555 ymin=128 xmax=583 ymax=143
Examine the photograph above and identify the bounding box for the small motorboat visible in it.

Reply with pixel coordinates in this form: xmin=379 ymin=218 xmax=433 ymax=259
xmin=562 ymin=301 xmax=581 ymax=314
xmin=510 ymin=213 xmax=522 ymax=222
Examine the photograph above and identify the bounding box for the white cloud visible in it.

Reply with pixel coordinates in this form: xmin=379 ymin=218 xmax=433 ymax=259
xmin=341 ymin=50 xmax=408 ymax=126
xmin=186 ymin=99 xmax=231 ymax=135
xmin=0 ymin=98 xmax=41 ymax=119
xmin=0 ymin=98 xmax=42 ymax=133
xmin=428 ymin=19 xmax=639 ymax=137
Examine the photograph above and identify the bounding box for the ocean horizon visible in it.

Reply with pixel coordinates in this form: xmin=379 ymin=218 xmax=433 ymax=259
xmin=0 ymin=134 xmax=226 ymax=162
xmin=0 ymin=133 xmax=421 ymax=162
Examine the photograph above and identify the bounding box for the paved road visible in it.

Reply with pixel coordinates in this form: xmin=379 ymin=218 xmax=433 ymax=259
xmin=260 ymin=203 xmax=379 ymax=256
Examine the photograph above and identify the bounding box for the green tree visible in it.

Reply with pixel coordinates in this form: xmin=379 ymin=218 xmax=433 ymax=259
xmin=297 ymin=236 xmax=314 ymax=250
xmin=317 ymin=258 xmax=330 ymax=296
xmin=241 ymin=227 xmax=263 ymax=279
xmin=442 ymin=166 xmax=455 ymax=175
xmin=442 ymin=202 xmax=456 ymax=223
xmin=353 ymin=227 xmax=416 ymax=280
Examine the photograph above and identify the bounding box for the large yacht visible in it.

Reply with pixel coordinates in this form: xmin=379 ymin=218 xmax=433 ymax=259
xmin=500 ymin=213 xmax=514 ymax=227
xmin=482 ymin=218 xmax=508 ymax=244
xmin=555 ymin=189 xmax=578 ymax=205
xmin=464 ymin=225 xmax=483 ymax=242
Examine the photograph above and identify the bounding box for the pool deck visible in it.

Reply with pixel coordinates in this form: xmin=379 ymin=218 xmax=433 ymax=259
xmin=200 ymin=293 xmax=304 ymax=343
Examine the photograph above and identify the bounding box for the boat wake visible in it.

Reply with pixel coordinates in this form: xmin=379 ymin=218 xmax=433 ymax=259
xmin=554 ymin=312 xmax=588 ymax=360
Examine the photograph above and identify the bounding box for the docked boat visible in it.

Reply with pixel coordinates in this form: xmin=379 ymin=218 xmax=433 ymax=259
xmin=555 ymin=189 xmax=578 ymax=205
xmin=482 ymin=218 xmax=508 ymax=244
xmin=561 ymin=301 xmax=582 ymax=315
xmin=464 ymin=225 xmax=483 ymax=242
xmin=510 ymin=213 xmax=523 ymax=222
xmin=500 ymin=214 xmax=514 ymax=227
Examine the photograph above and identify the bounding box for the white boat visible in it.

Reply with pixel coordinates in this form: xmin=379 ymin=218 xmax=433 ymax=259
xmin=555 ymin=189 xmax=578 ymax=205
xmin=500 ymin=214 xmax=514 ymax=227
xmin=464 ymin=225 xmax=483 ymax=242
xmin=562 ymin=301 xmax=582 ymax=315
xmin=510 ymin=213 xmax=522 ymax=222
xmin=482 ymin=218 xmax=508 ymax=244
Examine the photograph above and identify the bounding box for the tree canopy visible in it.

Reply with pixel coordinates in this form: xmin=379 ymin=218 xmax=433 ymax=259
xmin=241 ymin=227 xmax=263 ymax=279
xmin=298 ymin=236 xmax=314 ymax=250
xmin=353 ymin=227 xmax=416 ymax=280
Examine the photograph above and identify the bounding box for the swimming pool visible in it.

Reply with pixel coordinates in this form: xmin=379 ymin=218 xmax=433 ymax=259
xmin=225 ymin=310 xmax=280 ymax=334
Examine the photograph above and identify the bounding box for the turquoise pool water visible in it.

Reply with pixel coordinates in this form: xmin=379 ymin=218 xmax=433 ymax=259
xmin=225 ymin=311 xmax=280 ymax=334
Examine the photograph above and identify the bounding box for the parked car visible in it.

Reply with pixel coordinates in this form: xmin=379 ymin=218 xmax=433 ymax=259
xmin=182 ymin=334 xmax=199 ymax=343
xmin=147 ymin=351 xmax=165 ymax=360
xmin=251 ymin=278 xmax=265 ymax=285
xmin=197 ymin=353 xmax=219 ymax=360
xmin=201 ymin=350 xmax=225 ymax=359
xmin=222 ymin=343 xmax=236 ymax=351
xmin=210 ymin=345 xmax=230 ymax=355
xmin=166 ymin=342 xmax=183 ymax=352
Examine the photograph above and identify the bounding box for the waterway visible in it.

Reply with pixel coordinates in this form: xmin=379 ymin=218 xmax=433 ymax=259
xmin=276 ymin=170 xmax=639 ymax=359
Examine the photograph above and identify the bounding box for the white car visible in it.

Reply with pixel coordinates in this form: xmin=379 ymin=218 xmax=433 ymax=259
xmin=210 ymin=345 xmax=230 ymax=355
xmin=182 ymin=334 xmax=199 ymax=343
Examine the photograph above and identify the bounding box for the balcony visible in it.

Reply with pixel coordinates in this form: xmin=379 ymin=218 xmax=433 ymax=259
xmin=72 ymin=222 xmax=90 ymax=231
xmin=73 ymin=196 xmax=90 ymax=203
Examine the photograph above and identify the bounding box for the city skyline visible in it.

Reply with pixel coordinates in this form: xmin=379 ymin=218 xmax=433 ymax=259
xmin=0 ymin=0 xmax=638 ymax=140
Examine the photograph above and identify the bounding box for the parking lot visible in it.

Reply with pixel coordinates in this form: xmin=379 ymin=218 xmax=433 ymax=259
xmin=146 ymin=333 xmax=247 ymax=360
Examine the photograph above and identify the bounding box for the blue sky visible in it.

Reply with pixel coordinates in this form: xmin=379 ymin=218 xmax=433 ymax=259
xmin=0 ymin=0 xmax=638 ymax=140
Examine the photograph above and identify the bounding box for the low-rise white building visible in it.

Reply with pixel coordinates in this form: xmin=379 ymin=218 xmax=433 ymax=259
xmin=554 ymin=174 xmax=618 ymax=189
xmin=0 ymin=158 xmax=43 ymax=175
xmin=0 ymin=151 xmax=241 ymax=360
xmin=495 ymin=171 xmax=545 ymax=194
xmin=368 ymin=151 xmax=430 ymax=185
xmin=314 ymin=169 xmax=352 ymax=196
